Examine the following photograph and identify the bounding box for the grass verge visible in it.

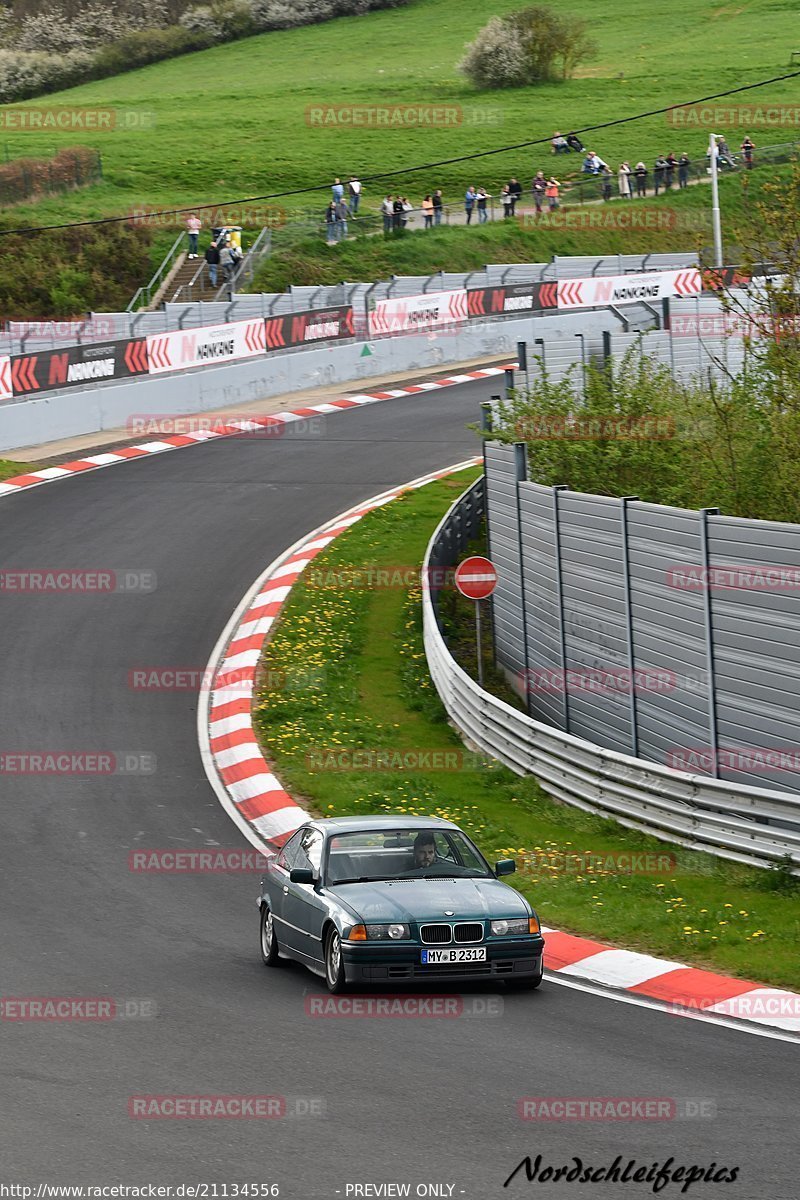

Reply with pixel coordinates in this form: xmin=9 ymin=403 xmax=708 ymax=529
xmin=254 ymin=466 xmax=800 ymax=991
xmin=0 ymin=460 xmax=33 ymax=482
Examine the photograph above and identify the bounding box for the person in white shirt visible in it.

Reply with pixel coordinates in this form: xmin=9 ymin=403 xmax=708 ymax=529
xmin=348 ymin=176 xmax=362 ymax=214
xmin=185 ymin=214 xmax=202 ymax=258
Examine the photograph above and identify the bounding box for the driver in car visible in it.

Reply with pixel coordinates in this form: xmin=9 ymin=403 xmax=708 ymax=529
xmin=413 ymin=831 xmax=441 ymax=868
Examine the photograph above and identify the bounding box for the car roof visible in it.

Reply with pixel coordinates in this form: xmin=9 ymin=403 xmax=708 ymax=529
xmin=307 ymin=815 xmax=459 ymax=836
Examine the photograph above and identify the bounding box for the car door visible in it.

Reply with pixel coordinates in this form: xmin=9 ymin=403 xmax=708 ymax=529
xmin=267 ymin=829 xmax=304 ymax=958
xmin=282 ymin=827 xmax=327 ymax=970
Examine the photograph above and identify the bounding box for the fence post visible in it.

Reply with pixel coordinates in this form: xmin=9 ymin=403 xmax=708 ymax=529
xmin=620 ymin=495 xmax=639 ymax=756
xmin=699 ymin=507 xmax=721 ymax=778
xmin=552 ymin=484 xmax=570 ymax=732
xmin=514 ymin=442 xmax=531 ymax=713
xmin=482 ymin=401 xmax=498 ymax=669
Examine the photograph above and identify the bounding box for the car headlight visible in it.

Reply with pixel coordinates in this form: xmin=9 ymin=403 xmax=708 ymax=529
xmin=365 ymin=923 xmax=410 ymax=940
xmin=491 ymin=917 xmax=535 ymax=936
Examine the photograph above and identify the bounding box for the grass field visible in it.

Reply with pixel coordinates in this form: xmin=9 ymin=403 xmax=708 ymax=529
xmin=0 ymin=460 xmax=36 ymax=481
xmin=2 ymin=0 xmax=799 ymax=237
xmin=254 ymin=468 xmax=800 ymax=991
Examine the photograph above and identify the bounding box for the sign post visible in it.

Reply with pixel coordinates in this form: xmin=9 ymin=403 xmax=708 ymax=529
xmin=454 ymin=556 xmax=498 ymax=688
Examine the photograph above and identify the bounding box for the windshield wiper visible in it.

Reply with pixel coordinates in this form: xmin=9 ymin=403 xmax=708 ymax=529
xmin=329 ymin=875 xmax=396 ymax=885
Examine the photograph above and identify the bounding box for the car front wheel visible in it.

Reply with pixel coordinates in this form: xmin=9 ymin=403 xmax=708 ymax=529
xmin=325 ymin=928 xmax=347 ymax=994
xmin=260 ymin=905 xmax=281 ymax=967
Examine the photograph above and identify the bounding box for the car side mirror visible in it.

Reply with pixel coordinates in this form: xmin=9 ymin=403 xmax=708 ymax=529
xmin=289 ymin=867 xmax=315 ymax=885
xmin=495 ymin=859 xmax=516 ymax=876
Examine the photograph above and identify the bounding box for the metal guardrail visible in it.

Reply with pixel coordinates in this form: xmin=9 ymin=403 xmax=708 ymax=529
xmin=422 ymin=478 xmax=800 ymax=872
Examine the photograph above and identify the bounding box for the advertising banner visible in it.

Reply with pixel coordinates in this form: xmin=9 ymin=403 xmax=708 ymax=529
xmin=557 ymin=269 xmax=701 ymax=310
xmin=264 ymin=306 xmax=354 ymax=351
xmin=467 ymin=281 xmax=559 ymax=318
xmin=10 ymin=338 xmax=149 ymax=396
xmin=0 ymin=356 xmax=11 ymax=402
xmin=146 ymin=319 xmax=266 ymax=377
xmin=368 ymin=290 xmax=468 ymax=337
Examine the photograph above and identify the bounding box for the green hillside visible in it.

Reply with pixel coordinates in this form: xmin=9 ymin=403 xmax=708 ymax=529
xmin=1 ymin=0 xmax=798 ymax=233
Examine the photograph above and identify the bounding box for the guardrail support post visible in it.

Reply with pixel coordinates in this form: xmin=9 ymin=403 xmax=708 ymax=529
xmin=552 ymin=484 xmax=570 ymax=731
xmin=620 ymin=496 xmax=639 ymax=756
xmin=504 ymin=367 xmax=514 ymax=398
xmin=700 ymin=507 xmax=721 ymax=778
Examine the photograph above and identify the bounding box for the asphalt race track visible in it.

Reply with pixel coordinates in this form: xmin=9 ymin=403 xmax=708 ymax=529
xmin=0 ymin=379 xmax=796 ymax=1199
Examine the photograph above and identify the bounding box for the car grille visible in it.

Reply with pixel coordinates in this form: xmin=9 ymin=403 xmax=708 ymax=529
xmin=419 ymin=922 xmax=484 ymax=945
xmin=454 ymin=922 xmax=484 ymax=943
xmin=420 ymin=924 xmax=451 ymax=944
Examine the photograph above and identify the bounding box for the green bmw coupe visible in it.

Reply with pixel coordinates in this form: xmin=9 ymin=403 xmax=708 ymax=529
xmin=258 ymin=815 xmax=545 ymax=993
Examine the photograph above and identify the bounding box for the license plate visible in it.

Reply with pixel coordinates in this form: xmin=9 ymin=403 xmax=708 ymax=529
xmin=421 ymin=947 xmax=487 ymax=964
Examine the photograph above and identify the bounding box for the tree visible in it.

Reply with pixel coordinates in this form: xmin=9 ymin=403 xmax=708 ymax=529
xmin=459 ymin=6 xmax=596 ymax=90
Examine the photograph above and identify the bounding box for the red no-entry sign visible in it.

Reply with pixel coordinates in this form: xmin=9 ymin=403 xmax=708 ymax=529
xmin=455 ymin=556 xmax=498 ymax=600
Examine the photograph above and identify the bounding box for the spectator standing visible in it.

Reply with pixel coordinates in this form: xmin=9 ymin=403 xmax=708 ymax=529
xmin=186 ymin=214 xmax=201 ymax=258
xmin=381 ymin=195 xmax=394 ymax=234
xmin=401 ymin=196 xmax=413 ymax=227
xmin=476 ymin=186 xmax=490 ymax=223
xmin=204 ymin=240 xmax=219 ymax=287
xmin=220 ymin=241 xmax=234 ymax=281
xmin=601 ymin=165 xmax=613 ymax=201
xmin=634 ymin=161 xmax=648 ymax=196
xmin=392 ymin=195 xmax=404 ymax=230
xmin=508 ymin=177 xmax=522 ymax=215
xmin=545 ymin=177 xmax=560 ymax=210
xmin=741 ymin=136 xmax=755 ymax=167
xmin=335 ymin=196 xmax=351 ymax=240
xmin=552 ymin=131 xmax=569 ymax=154
xmin=653 ymin=155 xmax=667 ymax=195
xmin=421 ymin=194 xmax=434 ymax=228
xmin=678 ymin=153 xmax=690 ymax=188
xmin=665 ymin=152 xmax=677 ymax=189
xmin=348 ymin=176 xmax=362 ymax=214
xmin=618 ymin=162 xmax=632 ymax=198
xmin=432 ymin=189 xmax=443 ymax=225
xmin=501 ymin=183 xmax=513 ymax=218
xmin=532 ymin=171 xmax=547 ymax=213
xmin=464 ymin=186 xmax=477 ymax=224
xmin=325 ymin=200 xmax=338 ymax=244
xmin=332 ymin=177 xmax=344 ymax=203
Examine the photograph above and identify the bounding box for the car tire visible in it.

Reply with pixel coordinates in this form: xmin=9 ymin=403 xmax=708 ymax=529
xmin=324 ymin=928 xmax=347 ymax=994
xmin=506 ymin=962 xmax=544 ymax=991
xmin=260 ymin=905 xmax=282 ymax=967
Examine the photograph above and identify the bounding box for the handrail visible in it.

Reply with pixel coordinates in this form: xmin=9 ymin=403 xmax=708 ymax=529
xmin=422 ymin=479 xmax=800 ymax=872
xmin=126 ymin=232 xmax=185 ymax=312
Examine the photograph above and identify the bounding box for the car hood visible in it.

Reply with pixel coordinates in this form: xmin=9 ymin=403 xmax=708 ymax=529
xmin=330 ymin=877 xmax=530 ymax=923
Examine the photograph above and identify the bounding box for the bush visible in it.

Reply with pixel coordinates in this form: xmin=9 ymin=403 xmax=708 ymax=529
xmin=0 ymin=48 xmax=94 ymax=102
xmin=457 ymin=16 xmax=529 ymax=90
xmin=91 ymin=24 xmax=216 ymax=76
xmin=459 ymin=5 xmax=596 ymax=90
xmin=0 ymin=0 xmax=411 ymax=101
xmin=0 ymin=219 xmax=154 ymax=319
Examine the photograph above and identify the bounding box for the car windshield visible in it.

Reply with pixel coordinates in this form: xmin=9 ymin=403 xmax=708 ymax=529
xmin=325 ymin=827 xmax=492 ymax=884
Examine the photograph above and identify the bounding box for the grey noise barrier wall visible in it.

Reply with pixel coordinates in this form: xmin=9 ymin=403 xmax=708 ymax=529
xmin=424 ymin=478 xmax=800 ymax=872
xmin=0 ymin=308 xmax=621 ymax=453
